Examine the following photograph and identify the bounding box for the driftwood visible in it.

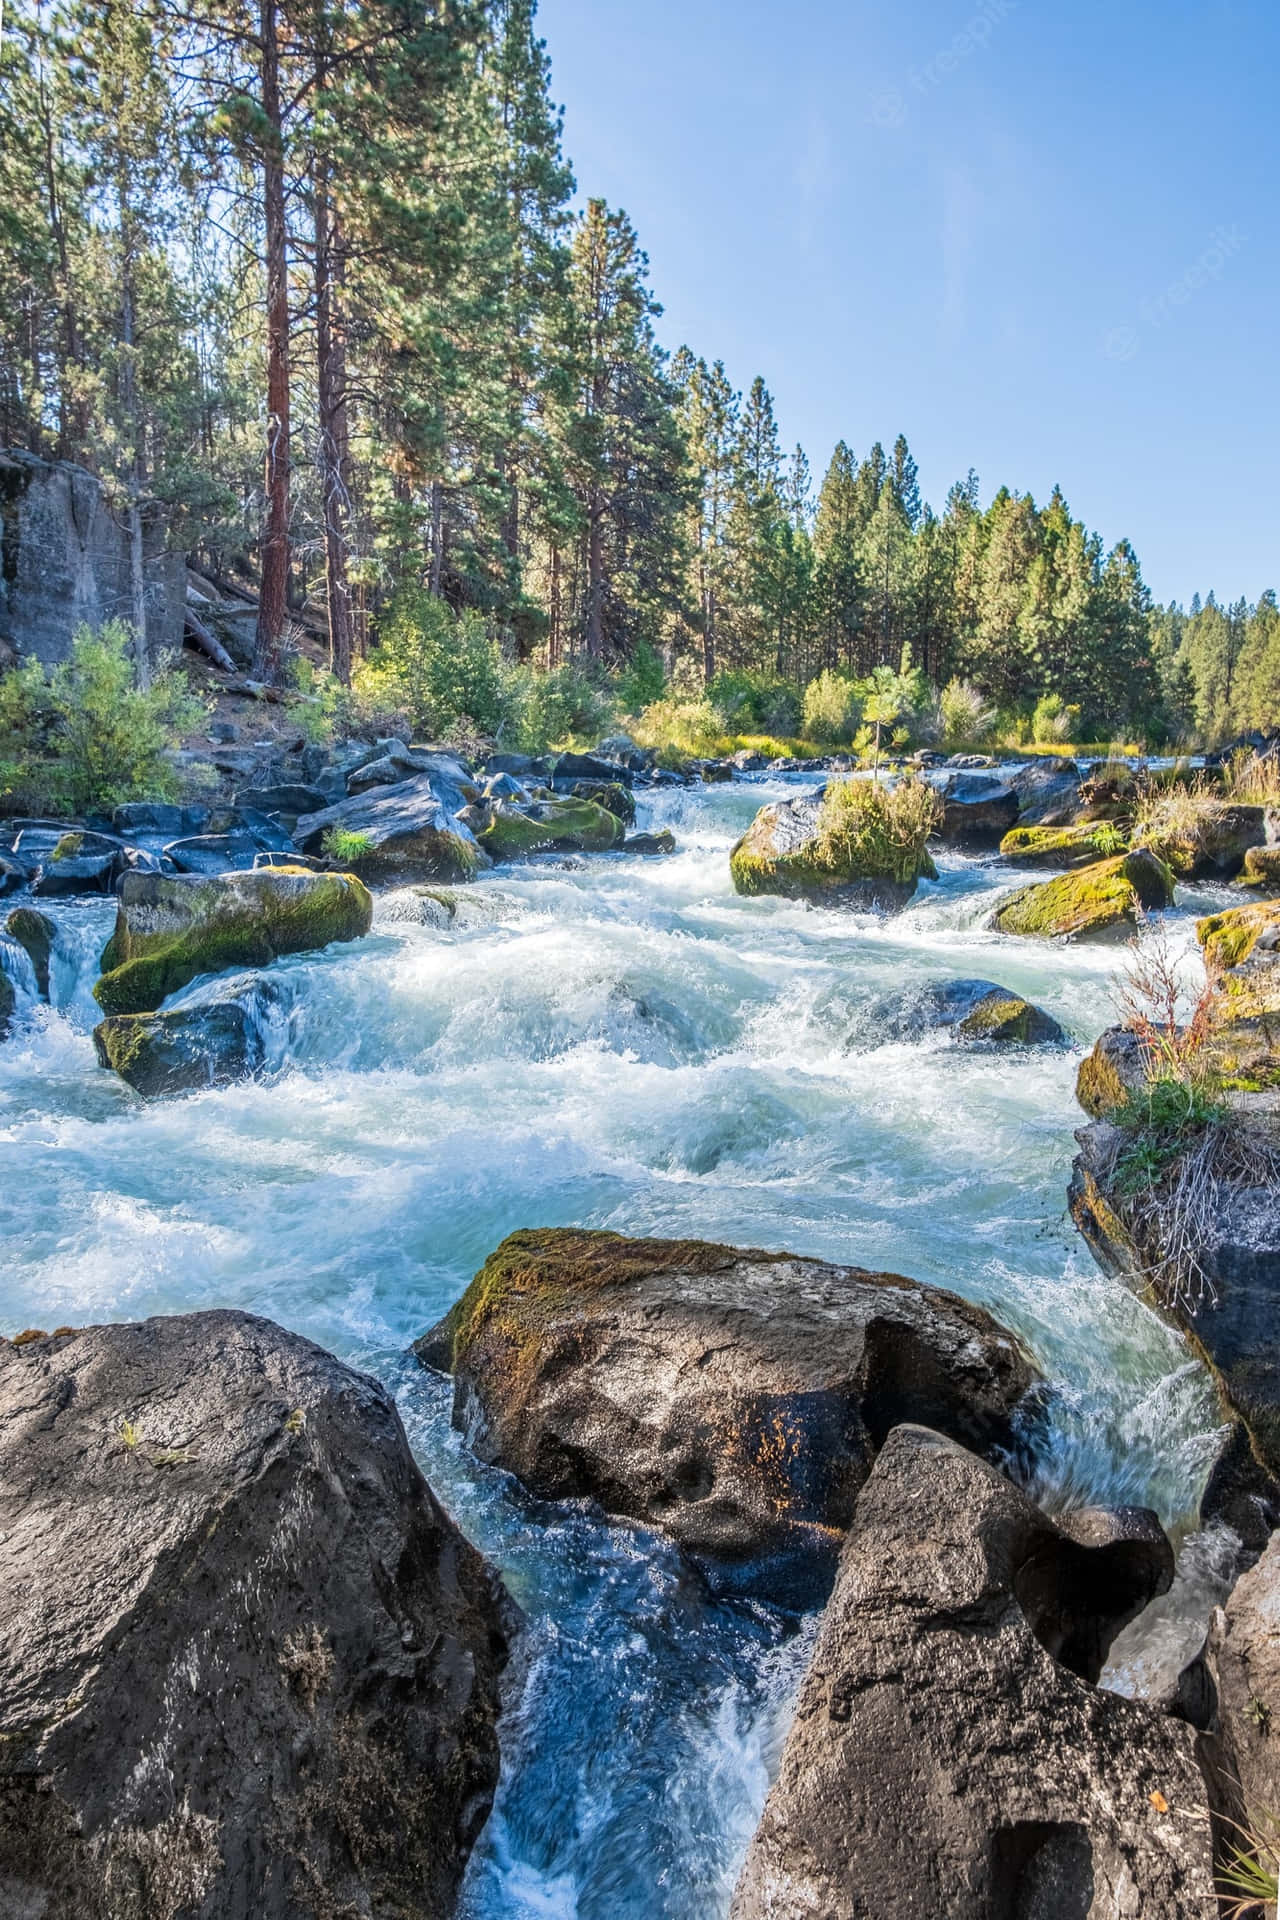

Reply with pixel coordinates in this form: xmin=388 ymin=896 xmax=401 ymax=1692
xmin=183 ymin=609 xmax=238 ymax=674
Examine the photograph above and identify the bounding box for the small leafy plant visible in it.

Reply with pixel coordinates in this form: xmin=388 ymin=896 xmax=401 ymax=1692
xmin=321 ymin=827 xmax=374 ymax=865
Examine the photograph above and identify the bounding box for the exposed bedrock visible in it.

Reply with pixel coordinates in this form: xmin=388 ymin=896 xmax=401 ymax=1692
xmin=416 ymin=1228 xmax=1038 ymax=1600
xmin=729 ymin=1425 xmax=1213 ymax=1920
xmin=0 ymin=1312 xmax=514 ymax=1920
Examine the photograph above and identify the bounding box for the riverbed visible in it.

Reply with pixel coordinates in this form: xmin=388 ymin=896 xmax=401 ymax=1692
xmin=0 ymin=773 xmax=1234 ymax=1919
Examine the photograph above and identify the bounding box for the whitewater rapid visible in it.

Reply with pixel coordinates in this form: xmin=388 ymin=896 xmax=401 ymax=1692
xmin=0 ymin=774 xmax=1235 ymax=1919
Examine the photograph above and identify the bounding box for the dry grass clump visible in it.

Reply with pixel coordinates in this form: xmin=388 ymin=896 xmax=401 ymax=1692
xmin=1131 ymin=774 xmax=1226 ymax=869
xmin=1226 ymin=748 xmax=1280 ymax=806
xmin=814 ymin=774 xmax=942 ymax=885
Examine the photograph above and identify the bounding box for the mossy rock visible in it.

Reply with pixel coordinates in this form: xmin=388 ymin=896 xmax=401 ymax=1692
xmin=953 ymin=990 xmax=1064 ymax=1045
xmin=1076 ymin=1028 xmax=1151 ymax=1119
xmin=93 ymin=979 xmax=285 ymax=1096
xmin=94 ymin=868 xmax=373 ymax=1016
xmin=1239 ymin=846 xmax=1280 ymax=892
xmin=5 ymin=907 xmax=55 ymax=999
xmin=1138 ymin=804 xmax=1273 ymax=880
xmin=993 ymin=850 xmax=1174 ymax=940
xmin=729 ymin=794 xmax=934 ymax=911
xmin=1197 ymin=902 xmax=1280 ymax=974
xmin=557 ymin=780 xmax=637 ymax=825
xmin=998 ymin=823 xmax=1127 ymax=869
xmin=479 ymin=798 xmax=625 ymax=861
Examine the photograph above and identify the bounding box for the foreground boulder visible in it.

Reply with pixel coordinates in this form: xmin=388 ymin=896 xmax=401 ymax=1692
xmin=729 ymin=1426 xmax=1212 ymax=1920
xmin=294 ymin=775 xmax=486 ymax=881
xmin=94 ymin=867 xmax=373 ymax=1015
xmin=993 ymin=849 xmax=1174 ymax=939
xmin=0 ymin=1312 xmax=513 ymax=1919
xmin=94 ymin=974 xmax=293 ymax=1096
xmin=1190 ymin=1527 xmax=1280 ymax=1880
xmin=416 ymin=1229 xmax=1036 ymax=1597
xmin=729 ymin=791 xmax=936 ymax=911
xmin=3 ymin=907 xmax=54 ymax=1000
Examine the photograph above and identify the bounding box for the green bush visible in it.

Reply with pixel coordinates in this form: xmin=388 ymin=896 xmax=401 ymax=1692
xmin=802 ymin=669 xmax=862 ymax=745
xmin=0 ymin=621 xmax=204 ymax=815
xmin=939 ymin=678 xmax=998 ymax=747
xmin=1032 ymin=692 xmax=1080 ymax=744
xmin=707 ymin=669 xmax=801 ymax=738
xmin=634 ymin=696 xmax=723 ymax=757
xmin=354 ymin=589 xmax=508 ymax=740
xmin=321 ymin=827 xmax=374 ymax=865
xmin=507 ymin=663 xmax=614 ymax=753
xmin=615 ymin=642 xmax=666 ymax=715
xmin=814 ymin=774 xmax=942 ymax=884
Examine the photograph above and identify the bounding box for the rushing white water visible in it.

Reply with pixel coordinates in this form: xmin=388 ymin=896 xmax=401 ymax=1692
xmin=0 ymin=774 xmax=1239 ymax=1917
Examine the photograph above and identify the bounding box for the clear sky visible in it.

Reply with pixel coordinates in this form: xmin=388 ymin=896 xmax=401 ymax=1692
xmin=537 ymin=0 xmax=1278 ymax=609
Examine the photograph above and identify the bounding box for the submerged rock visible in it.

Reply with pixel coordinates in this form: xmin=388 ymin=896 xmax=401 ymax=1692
xmin=993 ymin=849 xmax=1175 ymax=939
xmin=295 ymin=775 xmax=485 ymax=881
xmin=864 ymin=976 xmax=1065 ymax=1047
xmin=94 ymin=974 xmax=293 ymax=1096
xmin=0 ymin=1312 xmax=512 ymax=1919
xmin=93 ymin=867 xmax=372 ymax=1016
xmin=729 ymin=1426 xmax=1210 ymax=1920
xmin=416 ymin=1228 xmax=1036 ymax=1598
xmin=729 ymin=791 xmax=935 ymax=911
xmin=623 ymin=828 xmax=676 ymax=856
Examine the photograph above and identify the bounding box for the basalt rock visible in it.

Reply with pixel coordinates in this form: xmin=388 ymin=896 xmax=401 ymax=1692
xmin=729 ymin=792 xmax=935 ymax=911
xmin=93 ymin=973 xmax=293 ymax=1097
xmin=623 ymin=829 xmax=676 ymax=857
xmin=1007 ymin=755 xmax=1082 ymax=825
xmin=294 ymin=776 xmax=486 ymax=882
xmin=729 ymin=1426 xmax=1212 ymax=1920
xmin=1240 ymin=844 xmax=1280 ymax=891
xmin=4 ymin=907 xmax=55 ymax=1000
xmin=999 ymin=822 xmax=1127 ymax=868
xmin=416 ymin=1228 xmax=1036 ymax=1599
xmin=928 ymin=769 xmax=1021 ymax=841
xmin=93 ymin=867 xmax=373 ymax=1016
xmin=0 ymin=1312 xmax=513 ymax=1920
xmin=872 ymin=977 xmax=1066 ymax=1047
xmin=993 ymin=849 xmax=1175 ymax=940
xmin=479 ymin=797 xmax=626 ymax=860
xmin=1189 ymin=1526 xmax=1280 ymax=1880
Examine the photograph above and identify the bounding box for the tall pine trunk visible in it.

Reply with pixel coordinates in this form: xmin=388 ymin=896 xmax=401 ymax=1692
xmin=585 ymin=496 xmax=604 ymax=659
xmin=254 ymin=0 xmax=291 ymax=681
xmin=314 ymin=160 xmax=354 ymax=685
xmin=118 ymin=178 xmax=149 ymax=686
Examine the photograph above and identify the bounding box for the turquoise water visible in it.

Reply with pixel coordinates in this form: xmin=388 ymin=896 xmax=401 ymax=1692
xmin=0 ymin=775 xmax=1230 ymax=1917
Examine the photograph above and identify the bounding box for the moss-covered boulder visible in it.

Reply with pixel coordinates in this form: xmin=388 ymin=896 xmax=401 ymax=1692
xmin=998 ymin=822 xmax=1127 ymax=869
xmin=993 ymin=850 xmax=1174 ymax=940
xmin=864 ymin=977 xmax=1065 ymax=1048
xmin=294 ymin=775 xmax=485 ymax=882
xmin=479 ymin=797 xmax=625 ymax=860
xmin=553 ymin=778 xmax=637 ymax=825
xmin=415 ymin=1227 xmax=1036 ymax=1599
xmin=5 ymin=906 xmax=55 ymax=999
xmin=94 ymin=976 xmax=291 ymax=1097
xmin=94 ymin=868 xmax=372 ymax=1016
xmin=1240 ymin=845 xmax=1280 ymax=890
xmin=1076 ymin=1027 xmax=1152 ymax=1119
xmin=1198 ymin=900 xmax=1280 ymax=975
xmin=729 ymin=791 xmax=936 ymax=911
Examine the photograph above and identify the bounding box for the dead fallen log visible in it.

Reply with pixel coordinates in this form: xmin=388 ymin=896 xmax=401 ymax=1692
xmin=183 ymin=609 xmax=238 ymax=674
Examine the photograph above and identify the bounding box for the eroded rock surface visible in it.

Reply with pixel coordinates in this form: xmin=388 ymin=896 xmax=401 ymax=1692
xmin=730 ymin=1425 xmax=1213 ymax=1920
xmin=416 ymin=1228 xmax=1036 ymax=1596
xmin=0 ymin=1312 xmax=513 ymax=1920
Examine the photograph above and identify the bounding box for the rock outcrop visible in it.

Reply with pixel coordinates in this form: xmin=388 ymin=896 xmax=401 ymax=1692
xmin=0 ymin=1312 xmax=513 ymax=1920
xmin=927 ymin=768 xmax=1021 ymax=841
xmin=729 ymin=1426 xmax=1214 ymax=1920
xmin=993 ymin=849 xmax=1175 ymax=940
xmin=94 ymin=973 xmax=293 ymax=1096
xmin=729 ymin=791 xmax=936 ymax=911
xmin=93 ymin=867 xmax=373 ymax=1015
xmin=416 ymin=1228 xmax=1036 ymax=1597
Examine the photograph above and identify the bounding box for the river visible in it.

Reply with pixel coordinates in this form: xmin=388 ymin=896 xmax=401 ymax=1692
xmin=0 ymin=772 xmax=1237 ymax=1919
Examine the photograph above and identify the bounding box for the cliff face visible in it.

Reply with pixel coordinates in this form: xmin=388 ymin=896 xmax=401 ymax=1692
xmin=0 ymin=448 xmax=183 ymax=665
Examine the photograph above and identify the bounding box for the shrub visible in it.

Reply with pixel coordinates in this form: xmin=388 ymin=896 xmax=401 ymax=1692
xmin=813 ymin=774 xmax=942 ymax=884
xmin=939 ymin=678 xmax=998 ymax=747
xmin=615 ymin=642 xmax=666 ymax=715
xmin=1031 ymin=692 xmax=1080 ymax=744
xmin=707 ymin=669 xmax=801 ymax=738
xmin=507 ymin=663 xmax=614 ymax=753
xmin=634 ymin=696 xmax=723 ymax=757
xmin=802 ymin=669 xmax=862 ymax=745
xmin=0 ymin=621 xmax=204 ymax=815
xmin=1226 ymin=748 xmax=1280 ymax=806
xmin=355 ymin=589 xmax=508 ymax=740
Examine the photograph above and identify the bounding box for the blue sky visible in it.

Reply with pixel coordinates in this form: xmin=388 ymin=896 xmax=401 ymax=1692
xmin=537 ymin=0 xmax=1277 ymax=608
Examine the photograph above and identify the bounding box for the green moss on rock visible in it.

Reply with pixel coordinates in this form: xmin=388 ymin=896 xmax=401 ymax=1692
xmin=94 ymin=868 xmax=373 ymax=1016
xmin=729 ymin=788 xmax=936 ymax=909
xmin=998 ymin=823 xmax=1127 ymax=868
xmin=1240 ymin=846 xmax=1280 ymax=891
xmin=993 ymin=850 xmax=1174 ymax=940
xmin=4 ymin=907 xmax=55 ymax=999
xmin=480 ymin=799 xmax=625 ymax=861
xmin=1197 ymin=902 xmax=1280 ymax=973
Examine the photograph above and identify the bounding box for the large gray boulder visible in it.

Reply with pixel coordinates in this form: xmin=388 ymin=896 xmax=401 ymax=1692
xmin=416 ymin=1229 xmax=1036 ymax=1599
xmin=730 ymin=1425 xmax=1214 ymax=1920
xmin=0 ymin=1312 xmax=513 ymax=1920
xmin=927 ymin=768 xmax=1021 ymax=840
xmin=294 ymin=775 xmax=487 ymax=882
xmin=93 ymin=973 xmax=294 ymax=1096
xmin=1009 ymin=755 xmax=1082 ymax=824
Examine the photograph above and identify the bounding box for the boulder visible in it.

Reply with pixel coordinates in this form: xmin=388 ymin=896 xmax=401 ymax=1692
xmin=596 ymin=734 xmax=655 ymax=772
xmin=873 ymin=977 xmax=1066 ymax=1047
xmin=623 ymin=829 xmax=676 ymax=857
xmin=293 ymin=776 xmax=486 ymax=882
xmin=1191 ymin=1527 xmax=1280 ymax=1880
xmin=111 ymin=801 xmax=209 ymax=838
xmin=729 ymin=792 xmax=936 ymax=911
xmin=0 ymin=1312 xmax=512 ymax=1919
xmin=551 ymin=777 xmax=637 ymax=824
xmin=993 ymin=850 xmax=1175 ymax=939
xmin=233 ymin=783 xmax=329 ymax=820
xmin=1076 ymin=1026 xmax=1151 ymax=1119
xmin=93 ymin=974 xmax=293 ymax=1096
xmin=550 ymin=750 xmax=633 ymax=788
xmin=416 ymin=1228 xmax=1036 ymax=1598
xmin=1139 ymin=802 xmax=1279 ymax=881
xmin=1007 ymin=755 xmax=1082 ymax=824
xmin=30 ymin=852 xmax=118 ymax=897
xmin=1198 ymin=899 xmax=1280 ymax=977
xmin=4 ymin=907 xmax=55 ymax=999
xmin=0 ymin=854 xmax=25 ymax=896
xmin=1241 ymin=844 xmax=1280 ymax=890
xmin=729 ymin=1426 xmax=1211 ymax=1920
xmin=93 ymin=867 xmax=373 ymax=1016
xmin=927 ymin=769 xmax=1021 ymax=841
xmin=479 ymin=797 xmax=625 ymax=860
xmin=163 ymin=831 xmax=271 ymax=874
xmin=999 ymin=822 xmax=1127 ymax=868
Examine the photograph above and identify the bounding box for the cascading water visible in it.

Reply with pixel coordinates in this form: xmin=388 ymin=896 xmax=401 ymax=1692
xmin=0 ymin=774 xmax=1238 ymax=1918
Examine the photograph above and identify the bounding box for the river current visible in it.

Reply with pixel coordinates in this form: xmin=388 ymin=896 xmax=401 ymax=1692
xmin=0 ymin=773 xmax=1238 ymax=1918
